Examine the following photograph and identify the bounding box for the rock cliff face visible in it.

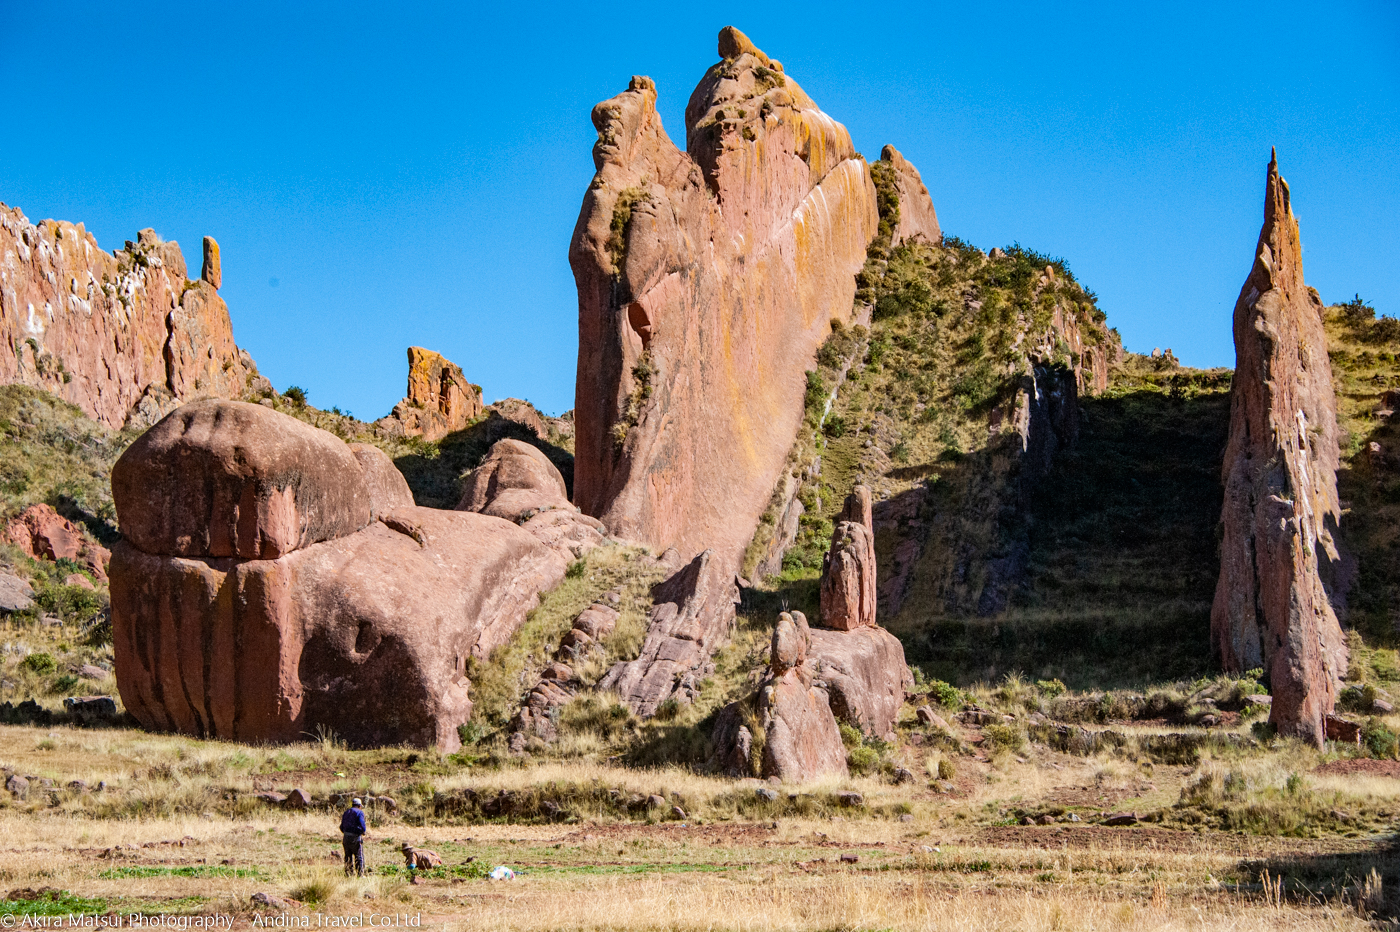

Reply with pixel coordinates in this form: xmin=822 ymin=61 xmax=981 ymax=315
xmin=877 ymin=146 xmax=940 ymax=247
xmin=110 ymin=401 xmax=566 ymax=751
xmin=0 ymin=208 xmax=262 ymax=429
xmin=380 ymin=347 xmax=483 ymax=442
xmin=1212 ymin=152 xmax=1346 ymax=747
xmin=570 ymin=26 xmax=879 ymax=573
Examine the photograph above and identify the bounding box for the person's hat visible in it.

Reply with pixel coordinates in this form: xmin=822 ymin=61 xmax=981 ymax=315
xmin=400 ymin=842 xmax=413 ymax=850
xmin=352 ymin=798 xmax=363 ymax=806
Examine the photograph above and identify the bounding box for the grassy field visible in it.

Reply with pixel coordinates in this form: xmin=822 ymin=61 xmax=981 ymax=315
xmin=0 ymin=699 xmax=1394 ymax=931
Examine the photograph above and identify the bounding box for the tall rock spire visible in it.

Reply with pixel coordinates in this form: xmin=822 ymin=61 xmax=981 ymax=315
xmin=1211 ymin=151 xmax=1346 ymax=746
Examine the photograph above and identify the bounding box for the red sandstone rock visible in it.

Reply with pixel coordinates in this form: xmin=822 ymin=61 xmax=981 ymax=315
xmin=878 ymin=146 xmax=940 ymax=247
xmin=5 ymin=503 xmax=110 ymax=582
xmin=820 ymin=487 xmax=877 ymax=631
xmin=111 ymin=505 xmax=565 ymax=751
xmin=112 ymin=400 xmax=372 ymax=560
xmin=457 ymin=438 xmax=607 ymax=561
xmin=201 ymin=237 xmax=221 ymax=289
xmin=348 ymin=443 xmax=415 ymax=518
xmin=598 ymin=550 xmax=738 ymax=716
xmin=384 ymin=347 xmax=483 ymax=443
xmin=807 ymin=625 xmax=912 ymax=741
xmin=0 ymin=210 xmax=262 ymax=428
xmin=457 ymin=439 xmax=569 ymax=519
xmin=1211 ymin=151 xmax=1346 ymax=748
xmin=570 ymin=27 xmax=879 ymax=574
xmin=486 ymin=399 xmax=547 ymax=438
xmin=758 ymin=612 xmax=847 ymax=782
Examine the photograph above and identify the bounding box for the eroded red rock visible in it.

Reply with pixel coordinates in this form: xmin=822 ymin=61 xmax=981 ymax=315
xmin=570 ymin=27 xmax=879 ymax=573
xmin=878 ymin=146 xmax=940 ymax=247
xmin=1211 ymin=151 xmax=1346 ymax=747
xmin=5 ymin=503 xmax=110 ymax=582
xmin=758 ymin=612 xmax=847 ymax=782
xmin=112 ymin=400 xmax=372 ymax=560
xmin=0 ymin=214 xmax=262 ymax=429
xmin=383 ymin=347 xmax=483 ymax=443
xmin=808 ymin=626 xmax=912 ymax=741
xmin=111 ymin=505 xmax=565 ymax=751
xmin=820 ymin=487 xmax=877 ymax=631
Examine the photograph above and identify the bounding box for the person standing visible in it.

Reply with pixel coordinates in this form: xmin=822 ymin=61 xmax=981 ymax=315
xmin=340 ymin=797 xmax=368 ymax=876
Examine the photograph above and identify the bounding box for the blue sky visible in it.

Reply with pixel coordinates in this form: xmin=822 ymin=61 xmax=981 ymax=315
xmin=2 ymin=1 xmax=1395 ymax=417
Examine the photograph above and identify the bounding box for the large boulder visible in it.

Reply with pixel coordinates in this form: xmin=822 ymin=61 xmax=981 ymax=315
xmin=0 ymin=213 xmax=262 ymax=429
xmin=570 ymin=27 xmax=879 ymax=574
xmin=598 ymin=550 xmax=738 ymax=716
xmin=110 ymin=401 xmax=568 ymax=751
xmin=348 ymin=443 xmax=415 ymax=518
xmin=381 ymin=347 xmax=484 ymax=442
xmin=112 ymin=400 xmax=372 ymax=560
xmin=757 ymin=612 xmax=847 ymax=782
xmin=1211 ymin=151 xmax=1346 ymax=747
xmin=820 ymin=487 xmax=877 ymax=630
xmin=807 ymin=626 xmax=912 ymax=741
xmin=456 ymin=438 xmax=607 ymax=562
xmin=457 ymin=439 xmax=569 ymax=520
xmin=877 ymin=146 xmax=941 ymax=247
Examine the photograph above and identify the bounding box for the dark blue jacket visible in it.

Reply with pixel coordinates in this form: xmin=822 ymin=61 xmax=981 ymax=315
xmin=340 ymin=807 xmax=366 ymax=835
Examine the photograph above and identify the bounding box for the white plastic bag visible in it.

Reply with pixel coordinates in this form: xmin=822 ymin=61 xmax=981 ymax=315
xmin=488 ymin=866 xmax=516 ymax=881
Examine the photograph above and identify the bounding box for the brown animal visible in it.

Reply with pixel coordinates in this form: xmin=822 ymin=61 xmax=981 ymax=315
xmin=401 ymin=844 xmax=443 ymax=871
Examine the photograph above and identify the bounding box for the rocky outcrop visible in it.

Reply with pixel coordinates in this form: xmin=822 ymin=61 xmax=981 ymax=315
xmin=112 ymin=400 xmax=373 ymax=560
xmin=348 ymin=444 xmax=415 ymax=518
xmin=0 ymin=211 xmax=264 ymax=429
xmin=757 ymin=611 xmax=847 ymax=782
xmin=570 ymin=27 xmax=879 ymax=575
xmin=878 ymin=146 xmax=940 ymax=247
xmin=1212 ymin=151 xmax=1346 ymax=747
xmin=820 ymin=487 xmax=877 ymax=630
xmin=508 ymin=597 xmax=621 ymax=749
xmin=598 ymin=550 xmax=738 ymax=716
xmin=807 ymin=626 xmax=911 ymax=741
xmin=110 ymin=401 xmax=567 ymax=751
xmin=381 ymin=347 xmax=483 ymax=442
xmin=5 ymin=503 xmax=110 ymax=582
xmin=456 ymin=438 xmax=608 ymax=562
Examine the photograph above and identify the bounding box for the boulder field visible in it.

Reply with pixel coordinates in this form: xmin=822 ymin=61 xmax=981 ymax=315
xmin=570 ymin=26 xmax=881 ymax=574
xmin=0 ymin=211 xmax=264 ymax=429
xmin=1212 ymin=152 xmax=1347 ymax=747
xmin=110 ymin=400 xmax=569 ymax=751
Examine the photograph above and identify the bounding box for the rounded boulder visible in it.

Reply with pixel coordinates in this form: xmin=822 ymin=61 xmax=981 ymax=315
xmin=113 ymin=400 xmax=371 ymax=558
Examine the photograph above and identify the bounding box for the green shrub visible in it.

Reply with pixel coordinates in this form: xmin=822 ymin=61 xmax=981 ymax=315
xmin=457 ymin=722 xmax=487 ymax=747
xmin=283 ymin=386 xmax=307 ymax=406
xmin=1036 ymin=678 xmax=1068 ymax=698
xmin=21 ymin=652 xmax=56 ymax=674
xmin=1363 ymin=718 xmax=1399 ymax=759
xmin=848 ymin=745 xmax=879 ymax=775
xmin=565 ymin=559 xmax=586 ymax=579
xmin=838 ymin=721 xmax=863 ymax=749
xmin=928 ymin=680 xmax=965 ymax=708
xmin=983 ymin=723 xmax=1025 ymax=754
xmin=937 ymin=758 xmax=956 ymax=781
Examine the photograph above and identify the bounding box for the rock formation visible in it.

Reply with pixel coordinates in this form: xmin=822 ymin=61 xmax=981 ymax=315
xmin=708 ymin=610 xmax=848 ymax=782
xmin=5 ymin=504 xmax=110 ymax=582
xmin=877 ymin=146 xmax=940 ymax=247
xmin=380 ymin=347 xmax=483 ymax=442
xmin=570 ymin=26 xmax=879 ymax=573
xmin=820 ymin=487 xmax=877 ymax=630
xmin=0 ymin=210 xmax=264 ymax=429
xmin=456 ymin=438 xmax=608 ymax=562
xmin=598 ymin=550 xmax=738 ymax=716
xmin=1212 ymin=151 xmax=1346 ymax=747
xmin=110 ymin=400 xmax=567 ymax=751
xmin=807 ymin=626 xmax=911 ymax=741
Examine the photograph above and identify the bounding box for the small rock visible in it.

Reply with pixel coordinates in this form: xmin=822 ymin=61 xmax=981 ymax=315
xmin=1103 ymin=812 xmax=1138 ymax=826
xmin=756 ymin=788 xmax=778 ymax=802
xmin=283 ymin=788 xmax=311 ymax=809
xmin=1020 ymin=816 xmax=1033 ymax=826
xmin=1036 ymin=814 xmax=1055 ymax=825
xmin=1375 ymin=698 xmax=1395 ymax=714
xmin=63 ymin=696 xmax=116 ymax=718
xmin=67 ymin=780 xmax=89 ymax=793
xmin=1067 ymin=813 xmax=1081 ymax=822
xmin=671 ymin=806 xmax=686 ymax=820
xmin=1242 ymin=694 xmax=1272 ymax=707
xmin=837 ymin=791 xmax=864 ymax=807
xmin=255 ymin=792 xmax=287 ymax=805
xmin=892 ymin=767 xmax=916 ymax=785
xmin=839 ymin=853 xmax=859 ymax=864
xmin=6 ymin=774 xmax=29 ymax=798
xmin=251 ymin=892 xmax=302 ymax=911
xmin=647 ymin=794 xmax=666 ymax=809
xmin=0 ymin=572 xmax=35 ymax=613
xmin=1325 ymin=714 xmax=1362 ymax=745
xmin=898 ymin=813 xmax=914 ymax=823
xmin=1199 ymin=714 xmax=1220 ymax=727
xmin=77 ymin=664 xmax=107 ymax=680
xmin=63 ymin=574 xmax=94 ymax=591
xmin=376 ymin=795 xmax=398 ymax=812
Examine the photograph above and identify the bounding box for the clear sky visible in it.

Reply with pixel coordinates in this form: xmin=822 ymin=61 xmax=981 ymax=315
xmin=2 ymin=2 xmax=1396 ymax=418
